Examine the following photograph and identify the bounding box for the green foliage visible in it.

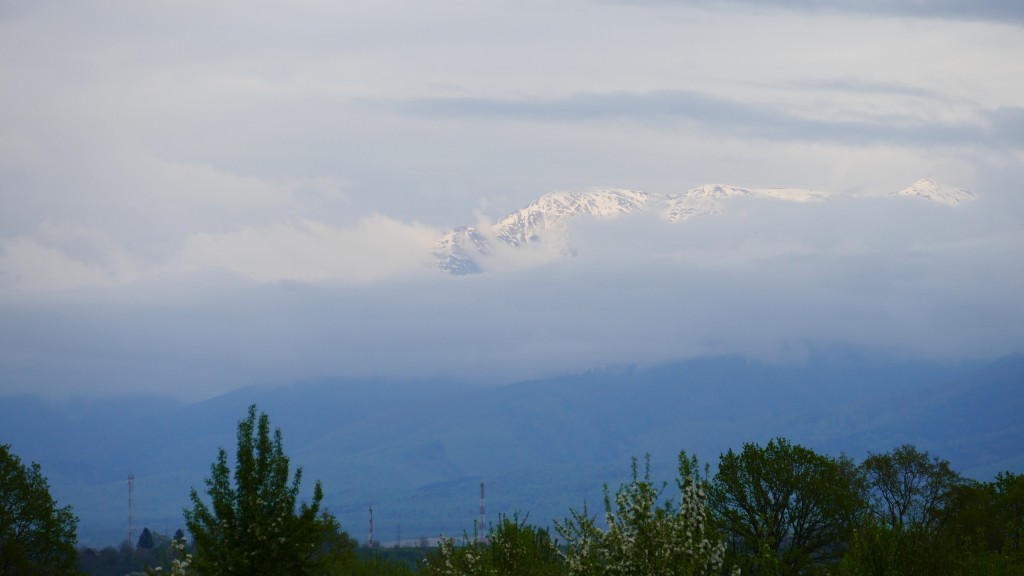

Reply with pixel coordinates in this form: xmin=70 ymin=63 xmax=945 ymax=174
xmin=421 ymin=513 xmax=564 ymax=576
xmin=483 ymin=514 xmax=564 ymax=576
xmin=837 ymin=519 xmax=1024 ymax=576
xmin=0 ymin=443 xmax=81 ymax=576
xmin=349 ymin=552 xmax=417 ymax=576
xmin=861 ymin=444 xmax=962 ymax=533
xmin=994 ymin=471 xmax=1024 ymax=553
xmin=837 ymin=467 xmax=1024 ymax=575
xmin=557 ymin=453 xmax=734 ymax=576
xmin=183 ymin=404 xmax=353 ymax=576
xmin=709 ymin=437 xmax=862 ymax=575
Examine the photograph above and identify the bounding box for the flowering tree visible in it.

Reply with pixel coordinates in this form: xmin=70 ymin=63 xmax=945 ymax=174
xmin=421 ymin=513 xmax=564 ymax=576
xmin=556 ymin=453 xmax=736 ymax=576
xmin=146 ymin=533 xmax=193 ymax=576
xmin=184 ymin=405 xmax=353 ymax=576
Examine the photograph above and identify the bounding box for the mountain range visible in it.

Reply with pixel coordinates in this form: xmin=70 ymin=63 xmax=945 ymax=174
xmin=432 ymin=179 xmax=975 ymax=274
xmin=1 ymin=349 xmax=1018 ymax=548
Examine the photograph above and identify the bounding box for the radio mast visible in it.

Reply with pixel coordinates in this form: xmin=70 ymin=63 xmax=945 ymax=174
xmin=127 ymin=474 xmax=135 ymax=547
xmin=478 ymin=481 xmax=486 ymax=542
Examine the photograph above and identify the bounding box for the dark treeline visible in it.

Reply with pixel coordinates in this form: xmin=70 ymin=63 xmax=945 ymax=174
xmin=5 ymin=405 xmax=1023 ymax=576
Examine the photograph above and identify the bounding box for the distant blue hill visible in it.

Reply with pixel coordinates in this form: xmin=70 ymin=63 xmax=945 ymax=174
xmin=1 ymin=351 xmax=1020 ymax=548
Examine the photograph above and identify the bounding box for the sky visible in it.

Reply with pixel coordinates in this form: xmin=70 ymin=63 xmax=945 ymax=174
xmin=1 ymin=0 xmax=1022 ymax=399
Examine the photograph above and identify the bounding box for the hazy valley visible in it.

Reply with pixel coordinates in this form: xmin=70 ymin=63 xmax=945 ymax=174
xmin=3 ymin=350 xmax=1021 ymax=547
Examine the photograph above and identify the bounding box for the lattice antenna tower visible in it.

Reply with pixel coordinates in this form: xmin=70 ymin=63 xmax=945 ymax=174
xmin=127 ymin=474 xmax=135 ymax=547
xmin=368 ymin=506 xmax=374 ymax=548
xmin=479 ymin=481 xmax=486 ymax=542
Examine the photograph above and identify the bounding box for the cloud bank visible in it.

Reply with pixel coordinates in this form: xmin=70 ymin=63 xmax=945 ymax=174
xmin=2 ymin=188 xmax=1022 ymax=400
xmin=1 ymin=0 xmax=1022 ymax=398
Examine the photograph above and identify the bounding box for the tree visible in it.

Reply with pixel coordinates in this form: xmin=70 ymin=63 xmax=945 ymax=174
xmin=137 ymin=528 xmax=155 ymax=550
xmin=183 ymin=405 xmax=352 ymax=576
xmin=556 ymin=453 xmax=734 ymax=576
xmin=0 ymin=443 xmax=80 ymax=576
xmin=939 ymin=470 xmax=1024 ymax=557
xmin=709 ymin=437 xmax=862 ymax=575
xmin=861 ymin=444 xmax=962 ymax=533
xmin=838 ymin=462 xmax=1024 ymax=575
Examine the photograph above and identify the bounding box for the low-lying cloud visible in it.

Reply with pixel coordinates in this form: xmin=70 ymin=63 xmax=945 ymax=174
xmin=2 ymin=189 xmax=1021 ymax=399
xmin=0 ymin=215 xmax=441 ymax=291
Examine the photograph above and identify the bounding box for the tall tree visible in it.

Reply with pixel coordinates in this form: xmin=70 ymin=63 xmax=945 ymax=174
xmin=184 ymin=405 xmax=351 ymax=576
xmin=861 ymin=444 xmax=962 ymax=533
xmin=709 ymin=437 xmax=862 ymax=575
xmin=0 ymin=443 xmax=80 ymax=576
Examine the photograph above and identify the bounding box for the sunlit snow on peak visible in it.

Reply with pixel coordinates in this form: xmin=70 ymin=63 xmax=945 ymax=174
xmin=432 ymin=179 xmax=969 ymax=274
xmin=896 ymin=179 xmax=976 ymax=206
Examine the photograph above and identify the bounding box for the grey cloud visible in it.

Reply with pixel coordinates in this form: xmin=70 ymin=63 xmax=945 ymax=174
xmin=395 ymin=90 xmax=1007 ymax=149
xmin=989 ymin=107 xmax=1024 ymax=146
xmin=2 ymin=0 xmax=1021 ymax=400
xmin=782 ymin=78 xmax=952 ymax=100
xmin=611 ymin=0 xmax=1024 ymax=26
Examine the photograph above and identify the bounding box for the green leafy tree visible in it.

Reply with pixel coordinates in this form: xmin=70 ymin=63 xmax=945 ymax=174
xmin=556 ymin=453 xmax=734 ymax=576
xmin=0 ymin=443 xmax=80 ymax=576
xmin=993 ymin=471 xmax=1024 ymax=552
xmin=183 ymin=405 xmax=352 ymax=576
xmin=709 ymin=437 xmax=862 ymax=575
xmin=839 ymin=460 xmax=1024 ymax=576
xmin=861 ymin=444 xmax=962 ymax=533
xmin=837 ymin=515 xmax=955 ymax=576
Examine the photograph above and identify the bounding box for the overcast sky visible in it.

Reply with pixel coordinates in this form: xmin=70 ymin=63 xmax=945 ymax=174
xmin=1 ymin=0 xmax=1022 ymax=399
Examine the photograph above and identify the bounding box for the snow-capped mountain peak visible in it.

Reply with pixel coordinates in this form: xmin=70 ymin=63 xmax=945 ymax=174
xmin=676 ymin=183 xmax=830 ymax=202
xmin=662 ymin=184 xmax=829 ymax=222
xmin=896 ymin=179 xmax=975 ymax=206
xmin=433 ymin=226 xmax=490 ymax=275
xmin=678 ymin=184 xmax=753 ymax=201
xmin=432 ymin=179 xmax=971 ymax=274
xmin=493 ymin=188 xmax=654 ymax=247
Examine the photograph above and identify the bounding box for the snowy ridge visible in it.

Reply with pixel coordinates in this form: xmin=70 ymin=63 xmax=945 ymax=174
xmin=433 ymin=179 xmax=970 ymax=274
xmin=493 ymin=188 xmax=654 ymax=247
xmin=896 ymin=179 xmax=975 ymax=206
xmin=663 ymin=184 xmax=829 ymax=222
